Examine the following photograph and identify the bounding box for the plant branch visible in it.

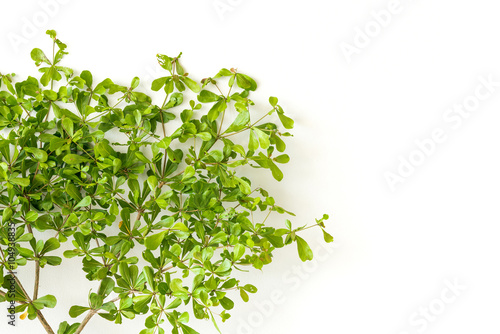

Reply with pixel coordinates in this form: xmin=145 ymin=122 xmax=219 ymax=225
xmin=74 ymin=309 xmax=96 ymax=334
xmin=33 ymin=260 xmax=40 ymax=300
xmin=11 ymin=271 xmax=53 ymax=332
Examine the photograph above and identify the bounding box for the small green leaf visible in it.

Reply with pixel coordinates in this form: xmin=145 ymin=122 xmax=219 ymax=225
xmin=274 ymin=154 xmax=290 ymax=164
xmin=268 ymin=160 xmax=283 ymax=181
xmin=240 ymin=288 xmax=249 ymax=302
xmin=195 ymin=132 xmax=211 ymax=141
xmin=182 ymin=165 xmax=195 ymax=181
xmin=249 ymin=130 xmax=259 ymax=151
xmin=147 ymin=175 xmax=158 ymax=191
xmin=207 ymin=99 xmax=226 ymax=122
xmin=234 ymin=177 xmax=251 ymax=194
xmin=269 ymin=96 xmax=278 ymax=107
xmin=182 ymin=77 xmax=201 ymax=93
xmin=69 ymin=305 xmax=90 ymax=318
xmin=31 ymin=48 xmax=50 ymax=66
xmin=75 ymin=196 xmax=91 ymax=208
xmin=144 ymin=231 xmax=167 ymax=250
xmin=322 ymin=229 xmax=334 ymax=243
xmin=242 ymin=284 xmax=258 ymax=293
xmin=151 ymin=77 xmax=168 ymax=91
xmin=278 ymin=112 xmax=294 ymax=129
xmin=34 ymin=295 xmax=57 ymax=309
xmin=98 ymin=277 xmax=115 ymax=297
xmin=232 ymin=244 xmax=245 ymax=261
xmin=10 ymin=178 xmax=30 ymax=187
xmin=253 ymin=128 xmax=270 ymax=149
xmin=62 ymin=117 xmax=74 ymax=137
xmin=197 ymin=90 xmax=220 ymax=103
xmin=26 ymin=211 xmax=38 ymax=222
xmin=296 ymin=236 xmax=313 ymax=261
xmin=41 ymin=238 xmax=60 ymax=254
xmin=131 ymin=77 xmax=140 ymax=89
xmin=80 ymin=70 xmax=93 ymax=87
xmin=24 ymin=147 xmax=48 ymax=162
xmin=63 ymin=154 xmax=91 ymax=165
xmin=236 ymin=73 xmax=257 ymax=91
xmin=219 ymin=297 xmax=234 ymax=310
xmin=225 ymin=110 xmax=249 ymax=133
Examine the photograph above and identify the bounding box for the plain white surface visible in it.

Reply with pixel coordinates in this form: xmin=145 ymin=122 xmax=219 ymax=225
xmin=1 ymin=0 xmax=500 ymax=333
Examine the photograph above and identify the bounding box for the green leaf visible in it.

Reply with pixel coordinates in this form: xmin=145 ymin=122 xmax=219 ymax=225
xmin=182 ymin=77 xmax=201 ymax=93
xmin=24 ymin=147 xmax=48 ymax=163
xmin=182 ymin=165 xmax=195 ymax=181
xmin=214 ymin=259 xmax=231 ymax=274
xmin=268 ymin=160 xmax=283 ymax=181
xmin=66 ymin=183 xmax=82 ymax=201
xmin=219 ymin=297 xmax=234 ymax=310
xmin=41 ymin=238 xmax=60 ymax=254
xmin=80 ymin=70 xmax=93 ymax=87
xmin=207 ymin=99 xmax=226 ymax=122
xmin=98 ymin=277 xmax=115 ymax=297
xmin=296 ymin=236 xmax=313 ymax=261
xmin=224 ymin=110 xmax=249 ymax=133
xmin=322 ymin=229 xmax=334 ymax=243
xmin=34 ymin=295 xmax=57 ymax=309
xmin=10 ymin=178 xmax=30 ymax=187
xmin=62 ymin=117 xmax=74 ymax=137
xmin=143 ymin=266 xmax=156 ymax=290
xmin=232 ymin=244 xmax=245 ymax=261
xmin=195 ymin=132 xmax=211 ymax=141
xmin=135 ymin=151 xmax=151 ymax=163
xmin=240 ymin=288 xmax=249 ymax=302
xmin=31 ymin=48 xmax=50 ymax=66
xmin=253 ymin=128 xmax=270 ymax=149
xmin=197 ymin=90 xmax=220 ymax=103
xmin=249 ymin=130 xmax=259 ymax=151
xmin=169 ymin=278 xmax=184 ymax=292
xmin=274 ymin=154 xmax=290 ymax=164
xmin=26 ymin=211 xmax=38 ymax=222
xmin=147 ymin=175 xmax=158 ymax=191
xmin=75 ymin=196 xmax=91 ymax=208
xmin=242 ymin=284 xmax=258 ymax=293
xmin=236 ymin=73 xmax=257 ymax=91
xmin=234 ymin=177 xmax=251 ymax=194
xmin=69 ymin=305 xmax=90 ymax=318
xmin=131 ymin=77 xmax=140 ymax=89
xmin=63 ymin=154 xmax=91 ymax=165
xmin=180 ymin=324 xmax=200 ymax=334
xmin=144 ymin=231 xmax=167 ymax=250
xmin=278 ymin=112 xmax=294 ymax=129
xmin=151 ymin=77 xmax=167 ymax=91
xmin=269 ymin=96 xmax=278 ymax=107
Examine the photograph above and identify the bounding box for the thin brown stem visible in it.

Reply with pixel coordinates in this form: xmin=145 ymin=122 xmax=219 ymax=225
xmin=74 ymin=309 xmax=96 ymax=334
xmin=33 ymin=260 xmax=40 ymax=300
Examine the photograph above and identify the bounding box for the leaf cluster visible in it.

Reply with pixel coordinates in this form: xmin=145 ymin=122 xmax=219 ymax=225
xmin=0 ymin=30 xmax=332 ymax=334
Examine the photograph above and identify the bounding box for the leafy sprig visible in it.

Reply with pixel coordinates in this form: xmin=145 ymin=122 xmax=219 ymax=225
xmin=0 ymin=30 xmax=332 ymax=334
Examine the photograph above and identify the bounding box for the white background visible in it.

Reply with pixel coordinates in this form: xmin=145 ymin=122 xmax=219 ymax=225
xmin=1 ymin=0 xmax=500 ymax=333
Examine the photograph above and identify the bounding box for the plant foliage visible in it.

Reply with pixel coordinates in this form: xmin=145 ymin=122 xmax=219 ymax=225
xmin=0 ymin=30 xmax=332 ymax=334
